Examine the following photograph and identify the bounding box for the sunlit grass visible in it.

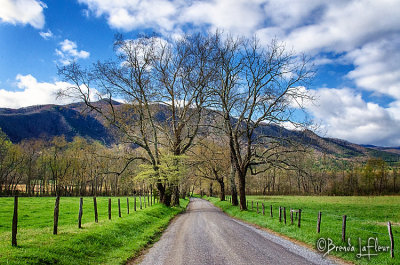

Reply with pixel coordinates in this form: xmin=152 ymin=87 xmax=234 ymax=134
xmin=208 ymin=195 xmax=400 ymax=265
xmin=0 ymin=196 xmax=189 ymax=264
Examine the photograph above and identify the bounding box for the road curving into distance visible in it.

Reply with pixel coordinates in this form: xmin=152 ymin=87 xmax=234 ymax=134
xmin=137 ymin=198 xmax=338 ymax=265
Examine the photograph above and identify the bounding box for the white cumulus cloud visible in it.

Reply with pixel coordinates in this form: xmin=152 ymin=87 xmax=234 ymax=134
xmin=0 ymin=74 xmax=105 ymax=109
xmin=39 ymin=29 xmax=53 ymax=40
xmin=180 ymin=0 xmax=264 ymax=36
xmin=78 ymin=0 xmax=178 ymax=32
xmin=263 ymin=0 xmax=327 ymax=30
xmin=274 ymin=0 xmax=400 ymax=54
xmin=55 ymin=39 xmax=90 ymax=66
xmin=307 ymin=88 xmax=400 ymax=147
xmin=346 ymin=35 xmax=400 ymax=100
xmin=0 ymin=0 xmax=46 ymax=29
xmin=0 ymin=74 xmax=74 ymax=108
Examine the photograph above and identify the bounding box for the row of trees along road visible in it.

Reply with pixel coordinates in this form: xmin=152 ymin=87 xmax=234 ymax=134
xmin=58 ymin=31 xmax=314 ymax=208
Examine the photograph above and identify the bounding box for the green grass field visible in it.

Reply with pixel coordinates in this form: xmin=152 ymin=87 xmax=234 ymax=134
xmin=207 ymin=195 xmax=400 ymax=265
xmin=0 ymin=196 xmax=188 ymax=264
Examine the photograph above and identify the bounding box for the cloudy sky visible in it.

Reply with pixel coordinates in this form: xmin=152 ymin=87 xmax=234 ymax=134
xmin=0 ymin=0 xmax=399 ymax=147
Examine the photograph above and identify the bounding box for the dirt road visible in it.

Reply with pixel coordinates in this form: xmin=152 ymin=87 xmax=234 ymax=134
xmin=138 ymin=198 xmax=337 ymax=265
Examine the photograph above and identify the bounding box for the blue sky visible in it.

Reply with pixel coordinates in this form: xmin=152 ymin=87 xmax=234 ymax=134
xmin=0 ymin=0 xmax=399 ymax=147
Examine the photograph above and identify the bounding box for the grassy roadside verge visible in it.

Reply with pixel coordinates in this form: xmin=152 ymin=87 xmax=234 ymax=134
xmin=206 ymin=196 xmax=400 ymax=265
xmin=0 ymin=197 xmax=189 ymax=265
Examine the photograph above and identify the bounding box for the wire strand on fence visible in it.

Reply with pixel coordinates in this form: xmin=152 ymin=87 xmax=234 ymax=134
xmin=237 ymin=199 xmax=397 ymax=238
xmin=350 ymin=226 xmax=387 ymax=235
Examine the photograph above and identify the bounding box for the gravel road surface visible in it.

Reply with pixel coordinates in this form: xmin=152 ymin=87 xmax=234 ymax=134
xmin=138 ymin=198 xmax=337 ymax=265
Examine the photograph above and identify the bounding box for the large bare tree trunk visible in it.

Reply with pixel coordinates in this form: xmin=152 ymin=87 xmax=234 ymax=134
xmin=238 ymin=171 xmax=247 ymax=210
xmin=157 ymin=182 xmax=166 ymax=204
xmin=209 ymin=182 xmax=213 ymax=197
xmin=230 ymin=163 xmax=239 ymax=206
xmin=173 ymin=185 xmax=180 ymax=206
xmin=163 ymin=187 xmax=172 ymax=207
xmin=218 ymin=179 xmax=225 ymax=201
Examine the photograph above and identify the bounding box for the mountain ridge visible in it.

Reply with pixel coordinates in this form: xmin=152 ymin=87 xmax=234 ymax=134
xmin=0 ymin=101 xmax=399 ymax=162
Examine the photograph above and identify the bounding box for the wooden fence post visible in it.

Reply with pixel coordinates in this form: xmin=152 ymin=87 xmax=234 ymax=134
xmin=388 ymin=221 xmax=394 ymax=258
xmin=12 ymin=196 xmax=18 ymax=246
xmin=342 ymin=215 xmax=347 ymax=241
xmin=147 ymin=191 xmax=150 ymax=206
xmin=150 ymin=189 xmax=153 ymax=206
xmin=270 ymin=205 xmax=273 ymax=217
xmin=298 ymin=209 xmax=302 ymax=228
xmin=118 ymin=198 xmax=121 ymax=217
xmin=93 ymin=197 xmax=98 ymax=223
xmin=283 ymin=207 xmax=286 ymax=224
xmin=139 ymin=193 xmax=142 ymax=209
xmin=134 ymin=195 xmax=137 ymax=211
xmin=262 ymin=203 xmax=265 ymax=216
xmin=127 ymin=198 xmax=130 ymax=214
xmin=317 ymin=211 xmax=322 ymax=233
xmin=78 ymin=197 xmax=83 ymax=228
xmin=53 ymin=196 xmax=60 ymax=234
xmin=257 ymin=202 xmax=259 ymax=214
xmin=290 ymin=209 xmax=293 ymax=225
xmin=279 ymin=207 xmax=282 ymax=222
xmin=108 ymin=198 xmax=111 ymax=220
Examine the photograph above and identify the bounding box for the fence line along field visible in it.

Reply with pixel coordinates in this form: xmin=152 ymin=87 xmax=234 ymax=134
xmin=0 ymin=196 xmax=188 ymax=265
xmin=208 ymin=195 xmax=400 ymax=265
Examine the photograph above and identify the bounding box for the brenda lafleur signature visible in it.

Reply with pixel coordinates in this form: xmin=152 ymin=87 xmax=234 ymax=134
xmin=316 ymin=237 xmax=391 ymax=259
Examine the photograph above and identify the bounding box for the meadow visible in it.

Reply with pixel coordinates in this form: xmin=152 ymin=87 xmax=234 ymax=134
xmin=0 ymin=196 xmax=188 ymax=264
xmin=208 ymin=195 xmax=400 ymax=265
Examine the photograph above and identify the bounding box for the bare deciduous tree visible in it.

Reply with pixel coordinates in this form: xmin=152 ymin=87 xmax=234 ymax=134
xmin=210 ymin=33 xmax=314 ymax=210
xmin=190 ymin=139 xmax=230 ymax=201
xmin=58 ymin=33 xmax=215 ymax=206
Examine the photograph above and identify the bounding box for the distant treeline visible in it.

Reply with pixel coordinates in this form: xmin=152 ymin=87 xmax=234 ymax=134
xmin=243 ymin=154 xmax=400 ymax=196
xmin=0 ymin=129 xmax=148 ymax=197
xmin=1 ymin=126 xmax=398 ymax=197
